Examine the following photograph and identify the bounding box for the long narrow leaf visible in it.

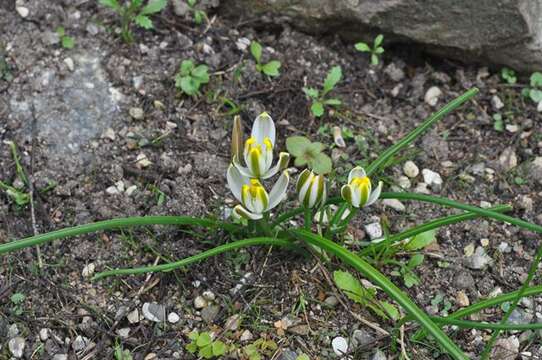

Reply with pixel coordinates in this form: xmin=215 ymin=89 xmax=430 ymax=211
xmin=365 ymin=88 xmax=478 ymax=176
xmin=93 ymin=237 xmax=292 ymax=280
xmin=0 ymin=216 xmax=239 ymax=255
xmin=292 ymin=229 xmax=468 ymax=360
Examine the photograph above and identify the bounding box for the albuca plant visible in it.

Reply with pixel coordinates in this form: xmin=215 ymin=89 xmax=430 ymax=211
xmin=355 ymin=34 xmax=385 ymax=65
xmin=5 ymin=88 xmax=542 ymax=360
xmin=99 ymin=0 xmax=167 ymax=43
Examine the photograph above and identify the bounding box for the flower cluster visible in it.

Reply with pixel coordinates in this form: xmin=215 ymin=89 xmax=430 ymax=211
xmin=226 ymin=113 xmax=382 ymax=220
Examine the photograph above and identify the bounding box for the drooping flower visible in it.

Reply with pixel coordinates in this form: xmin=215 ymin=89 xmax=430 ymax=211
xmin=341 ymin=166 xmax=382 ymax=208
xmin=296 ymin=169 xmax=327 ymax=209
xmin=227 ymin=164 xmax=289 ymax=220
xmin=233 ymin=112 xmax=289 ymax=179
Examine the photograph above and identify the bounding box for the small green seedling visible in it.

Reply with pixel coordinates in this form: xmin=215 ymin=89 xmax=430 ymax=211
xmin=500 ymin=67 xmax=516 ymax=84
xmin=355 ymin=34 xmax=384 ymax=65
xmin=56 ymin=27 xmax=75 ymax=49
xmin=185 ymin=331 xmax=227 ymax=359
xmin=114 ymin=341 xmax=133 ymax=360
xmin=175 ymin=59 xmax=209 ymax=96
xmin=250 ymin=41 xmax=281 ymax=77
xmin=493 ymin=113 xmax=504 ymax=132
xmin=286 ymin=136 xmax=332 ymax=174
xmin=243 ymin=338 xmax=278 ymax=360
xmin=0 ymin=141 xmax=30 ymax=206
xmin=10 ymin=293 xmax=26 ymax=316
xmin=99 ymin=0 xmax=167 ymax=43
xmin=334 ymin=270 xmax=399 ymax=320
xmin=303 ymin=65 xmax=342 ymax=117
xmin=522 ymin=72 xmax=542 ymax=110
xmin=186 ymin=0 xmax=206 ymax=25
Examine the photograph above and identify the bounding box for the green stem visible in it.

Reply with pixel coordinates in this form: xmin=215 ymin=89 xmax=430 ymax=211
xmin=365 ymin=88 xmax=478 ymax=177
xmin=481 ymin=246 xmax=542 ymax=359
xmin=0 ymin=216 xmax=239 ymax=255
xmin=359 ymin=204 xmax=512 ymax=256
xmin=304 ymin=207 xmax=312 ymax=231
xmin=292 ymin=229 xmax=468 ymax=360
xmin=93 ymin=237 xmax=292 ymax=280
xmin=412 ymin=285 xmax=542 ymax=340
xmin=380 ymin=192 xmax=542 ymax=235
xmin=430 ymin=316 xmax=542 ymax=331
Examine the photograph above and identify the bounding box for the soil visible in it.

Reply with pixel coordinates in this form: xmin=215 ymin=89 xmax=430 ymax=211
xmin=1 ymin=1 xmax=541 ymax=359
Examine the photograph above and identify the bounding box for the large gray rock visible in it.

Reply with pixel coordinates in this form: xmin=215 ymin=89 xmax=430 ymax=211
xmin=221 ymin=0 xmax=542 ymax=72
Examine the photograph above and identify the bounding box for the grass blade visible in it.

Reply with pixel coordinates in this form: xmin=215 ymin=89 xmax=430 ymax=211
xmin=0 ymin=216 xmax=239 ymax=255
xmin=292 ymin=229 xmax=468 ymax=360
xmin=365 ymin=88 xmax=478 ymax=177
xmin=93 ymin=237 xmax=292 ymax=280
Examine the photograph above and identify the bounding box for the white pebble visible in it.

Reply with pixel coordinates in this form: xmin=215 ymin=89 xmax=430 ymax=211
xmin=167 ymin=312 xmax=180 ymax=324
xmin=16 ymin=6 xmax=29 ymax=18
xmin=403 ymin=161 xmax=419 ymax=178
xmin=81 ymin=263 xmax=95 ymax=277
xmin=332 ymin=336 xmax=349 ymax=356
xmin=422 ymin=169 xmax=443 ymax=185
xmin=424 ymin=86 xmax=442 ymax=107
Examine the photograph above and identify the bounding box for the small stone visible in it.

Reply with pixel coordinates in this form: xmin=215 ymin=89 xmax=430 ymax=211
xmin=498 ymin=242 xmax=511 ymax=253
xmin=456 ymin=290 xmax=470 ymax=307
xmin=464 ymin=243 xmax=475 ymax=256
xmin=236 ymin=37 xmax=251 ymax=51
xmin=364 ymin=222 xmax=383 ymax=240
xmin=397 ymin=175 xmax=411 ymax=189
xmin=194 ymin=295 xmax=208 ymax=309
xmin=9 ymin=337 xmax=25 ymax=358
xmin=103 ymin=127 xmax=116 ymax=141
xmin=414 ymin=182 xmax=431 ymax=194
xmin=8 ymin=324 xmax=19 ymax=338
xmin=352 ymin=329 xmax=375 ymax=348
xmin=509 ymin=309 xmax=534 ymax=325
xmin=424 ymin=86 xmax=442 ymax=107
xmin=202 ymin=290 xmax=216 ymax=301
xmin=144 ymin=353 xmax=157 ymax=360
xmin=167 ymin=312 xmax=180 ymax=324
xmin=480 ymin=238 xmax=490 ymax=247
xmin=422 ymin=169 xmax=443 ymax=186
xmin=82 ymin=263 xmax=95 ymax=277
xmin=384 ymin=62 xmax=405 ymax=82
xmin=129 ymin=107 xmax=144 ymax=120
xmin=480 ymin=201 xmax=492 ymax=209
xmin=454 ymin=272 xmax=475 ymax=289
xmin=72 ymin=335 xmax=89 ymax=351
xmin=142 ymin=302 xmax=166 ymax=322
xmin=529 ymin=157 xmax=542 ymax=185
xmin=506 ymin=124 xmax=519 ymax=133
xmin=39 ymin=328 xmax=49 ymax=341
xmin=288 ymin=324 xmax=310 ymax=336
xmin=403 ymin=161 xmax=419 ymax=178
xmin=371 ymin=349 xmax=387 ymax=360
xmin=240 ymin=329 xmax=253 ymax=342
xmin=125 ymin=185 xmax=137 ymax=196
xmin=127 ymin=309 xmax=140 ymax=324
xmin=332 ymin=336 xmax=349 ymax=356
xmin=106 ymin=185 xmax=120 ymax=195
xmin=491 ymin=95 xmax=504 ymax=110
xmin=224 ymin=314 xmax=241 ymax=331
xmin=16 ymin=6 xmax=29 ymax=18
xmin=465 ymin=246 xmax=492 ymax=270
xmin=42 ymin=31 xmax=60 ymax=45
xmin=117 ymin=328 xmax=130 ymax=338
xmin=324 ymin=296 xmax=339 ymax=307
xmin=172 ymin=0 xmax=190 ymax=16
xmin=537 ymin=101 xmax=542 ymax=112
xmin=382 ymin=199 xmax=405 ymax=212
xmin=64 ymin=58 xmax=75 ymax=72
xmin=135 ymin=153 xmax=152 ymax=168
xmin=53 ymin=355 xmax=68 ymax=360
xmin=201 ymin=305 xmax=220 ymax=324
xmin=491 ymin=336 xmax=519 ymax=360
xmin=498 ymin=147 xmax=517 ymax=171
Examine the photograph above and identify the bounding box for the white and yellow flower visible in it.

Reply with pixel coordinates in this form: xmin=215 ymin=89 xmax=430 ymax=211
xmin=341 ymin=166 xmax=382 ymax=208
xmin=233 ymin=112 xmax=290 ymax=179
xmin=296 ymin=169 xmax=327 ymax=209
xmin=227 ymin=164 xmax=289 ymax=220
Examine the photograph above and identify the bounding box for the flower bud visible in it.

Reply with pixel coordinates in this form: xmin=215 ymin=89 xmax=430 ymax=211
xmin=296 ymin=169 xmax=327 ymax=208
